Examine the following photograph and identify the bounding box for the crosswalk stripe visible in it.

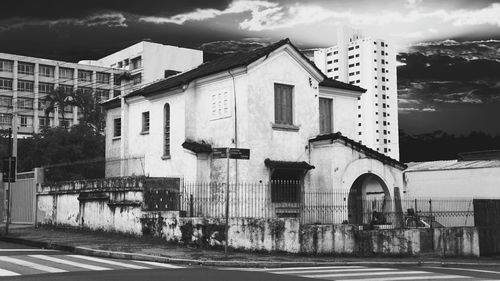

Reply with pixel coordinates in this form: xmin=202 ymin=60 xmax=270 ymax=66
xmin=337 ymin=275 xmax=473 ymax=281
xmin=133 ymin=260 xmax=184 ymax=269
xmin=427 ymin=266 xmax=500 ymax=275
xmin=67 ymin=255 xmax=149 ymax=269
xmin=29 ymin=255 xmax=111 ymax=271
xmin=259 ymin=266 xmax=366 ymax=272
xmin=270 ymin=267 xmax=393 ymax=274
xmin=0 ymin=268 xmax=20 ymax=277
xmin=0 ymin=249 xmax=58 ymax=252
xmin=300 ymin=270 xmax=425 ymax=278
xmin=0 ymin=256 xmax=67 ymax=273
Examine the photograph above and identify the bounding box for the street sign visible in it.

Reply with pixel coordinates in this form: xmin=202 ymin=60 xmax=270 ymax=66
xmin=229 ymin=148 xmax=250 ymax=160
xmin=2 ymin=156 xmax=16 ymax=182
xmin=212 ymin=148 xmax=228 ymax=159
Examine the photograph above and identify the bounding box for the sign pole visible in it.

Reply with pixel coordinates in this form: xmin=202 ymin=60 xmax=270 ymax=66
xmin=224 ymin=148 xmax=230 ymax=257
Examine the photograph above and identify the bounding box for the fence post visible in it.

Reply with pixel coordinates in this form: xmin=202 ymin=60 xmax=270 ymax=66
xmin=189 ymin=194 xmax=194 ymax=217
xmin=429 ymin=198 xmax=433 ymax=229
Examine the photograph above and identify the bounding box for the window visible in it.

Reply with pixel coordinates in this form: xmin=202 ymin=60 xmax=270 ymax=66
xmin=333 ymin=67 xmax=339 ymax=71
xmin=333 ymin=59 xmax=338 ymax=63
xmin=348 ymin=55 xmax=354 ymax=59
xmin=78 ymin=70 xmax=92 ymax=82
xmin=19 ymin=115 xmax=33 ymax=128
xmin=64 ymin=105 xmax=73 ymax=113
xmin=327 ymin=69 xmax=332 ymax=73
xmin=59 ymin=84 xmax=73 ymax=94
xmin=327 ymin=61 xmax=333 ymax=65
xmin=39 ymin=65 xmax=55 ymax=77
xmin=117 ymin=61 xmax=123 ymax=68
xmin=274 ymin=83 xmax=293 ymax=125
xmin=18 ymin=98 xmax=33 ymax=109
xmin=0 ymin=96 xmax=12 ymax=107
xmin=348 ymin=46 xmax=354 ymax=51
xmin=319 ymin=98 xmax=332 ymax=134
xmin=59 ymin=67 xmax=74 ymax=79
xmin=18 ymin=62 xmax=34 ymax=75
xmin=0 ymin=113 xmax=11 ymax=125
xmin=113 ymin=90 xmax=121 ymax=97
xmin=39 ymin=117 xmax=51 ymax=128
xmin=78 ymin=86 xmax=92 ymax=94
xmin=38 ymin=82 xmax=54 ymax=94
xmin=38 ymin=99 xmax=50 ymax=111
xmin=131 ymin=56 xmax=142 ymax=70
xmin=95 ymin=88 xmax=109 ymax=102
xmin=96 ymin=72 xmax=110 ymax=84
xmin=349 ymin=63 xmax=355 ymax=67
xmin=17 ymin=80 xmax=34 ymax=92
xmin=0 ymin=78 xmax=13 ymax=90
xmin=333 ymin=51 xmax=338 ymax=55
xmin=0 ymin=60 xmax=13 ymax=72
xmin=59 ymin=119 xmax=71 ymax=128
xmin=164 ymin=104 xmax=170 ymax=157
xmin=326 ymin=52 xmax=332 ymax=56
xmin=142 ymin=111 xmax=150 ymax=133
xmin=133 ymin=74 xmax=142 ymax=85
xmin=113 ymin=118 xmax=121 ymax=137
xmin=113 ymin=74 xmax=121 ymax=86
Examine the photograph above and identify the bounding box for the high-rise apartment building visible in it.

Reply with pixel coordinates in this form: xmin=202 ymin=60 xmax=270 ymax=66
xmin=0 ymin=53 xmax=121 ymax=136
xmin=80 ymin=41 xmax=203 ymax=93
xmin=306 ymin=27 xmax=399 ymax=160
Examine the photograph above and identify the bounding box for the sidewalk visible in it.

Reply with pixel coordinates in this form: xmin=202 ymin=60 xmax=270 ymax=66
xmin=0 ymin=225 xmax=499 ymax=268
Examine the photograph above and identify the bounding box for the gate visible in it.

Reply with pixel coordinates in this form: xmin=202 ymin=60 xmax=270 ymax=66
xmin=473 ymin=199 xmax=500 ymax=256
xmin=10 ymin=171 xmax=36 ymax=224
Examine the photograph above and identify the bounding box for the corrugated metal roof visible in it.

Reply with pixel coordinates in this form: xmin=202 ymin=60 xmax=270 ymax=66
xmin=405 ymin=159 xmax=500 ymax=172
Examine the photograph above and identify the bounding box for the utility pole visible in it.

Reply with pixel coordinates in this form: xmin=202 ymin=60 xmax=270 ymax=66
xmin=5 ymin=128 xmax=13 ymax=235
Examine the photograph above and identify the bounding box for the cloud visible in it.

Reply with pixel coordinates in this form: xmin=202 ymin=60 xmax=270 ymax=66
xmin=405 ymin=0 xmax=423 ymax=8
xmin=0 ymin=13 xmax=127 ymax=31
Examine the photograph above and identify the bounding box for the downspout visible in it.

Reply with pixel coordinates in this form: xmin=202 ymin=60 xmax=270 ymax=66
xmin=228 ymin=69 xmax=238 ymax=185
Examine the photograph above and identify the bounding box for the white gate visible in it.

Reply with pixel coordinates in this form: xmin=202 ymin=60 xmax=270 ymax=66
xmin=10 ymin=171 xmax=36 ymax=224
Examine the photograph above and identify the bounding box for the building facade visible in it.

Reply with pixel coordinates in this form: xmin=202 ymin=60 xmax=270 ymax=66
xmin=0 ymin=53 xmax=121 ymax=135
xmin=79 ymin=41 xmax=203 ymax=93
xmin=306 ymin=27 xmax=399 ymax=160
xmin=103 ymin=39 xmax=406 ymax=221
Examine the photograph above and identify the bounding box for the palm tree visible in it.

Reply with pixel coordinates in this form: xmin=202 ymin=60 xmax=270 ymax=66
xmin=70 ymin=89 xmax=105 ymax=133
xmin=44 ymin=87 xmax=74 ymax=129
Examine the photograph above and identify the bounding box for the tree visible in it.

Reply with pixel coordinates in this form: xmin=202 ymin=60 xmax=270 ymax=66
xmin=44 ymin=87 xmax=73 ymax=129
xmin=70 ymin=89 xmax=105 ymax=133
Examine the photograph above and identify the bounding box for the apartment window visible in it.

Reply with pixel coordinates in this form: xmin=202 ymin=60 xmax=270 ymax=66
xmin=355 ymin=45 xmax=360 ymax=49
xmin=95 ymin=88 xmax=109 ymax=102
xmin=39 ymin=65 xmax=55 ymax=78
xmin=381 ymin=42 xmax=385 ymax=47
xmin=113 ymin=74 xmax=121 ymax=86
xmin=381 ymin=51 xmax=385 ymax=56
xmin=356 ymin=80 xmax=360 ymax=83
xmin=18 ymin=62 xmax=34 ymax=75
xmin=349 ymin=63 xmax=355 ymax=68
xmin=358 ymin=114 xmax=361 ymax=118
xmin=327 ymin=69 xmax=332 ymax=73
xmin=326 ymin=52 xmax=332 ymax=56
xmin=348 ymin=55 xmax=354 ymax=59
xmin=38 ymin=82 xmax=54 ymax=94
xmin=333 ymin=51 xmax=338 ymax=55
xmin=39 ymin=117 xmax=51 ymax=128
xmin=334 ymin=76 xmax=339 ymax=79
xmin=358 ymin=132 xmax=362 ymax=135
xmin=78 ymin=70 xmax=92 ymax=82
xmin=356 ymin=62 xmax=360 ymax=66
xmin=319 ymin=98 xmax=332 ymax=134
xmin=0 ymin=96 xmax=12 ymax=107
xmin=96 ymin=72 xmax=110 ymax=84
xmin=0 ymin=113 xmax=10 ymax=125
xmin=59 ymin=67 xmax=74 ymax=79
xmin=124 ymin=59 xmax=129 ymax=66
xmin=348 ymin=46 xmax=354 ymax=51
xmin=60 ymin=119 xmax=71 ymax=128
xmin=133 ymin=74 xmax=142 ymax=85
xmin=142 ymin=111 xmax=150 ymax=133
xmin=355 ymin=54 xmax=360 ymax=58
xmin=327 ymin=61 xmax=333 ymax=65
xmin=113 ymin=118 xmax=121 ymax=137
xmin=333 ymin=59 xmax=339 ymax=63
xmin=131 ymin=56 xmax=142 ymax=70
xmin=0 ymin=60 xmax=13 ymax=72
xmin=59 ymin=84 xmax=73 ymax=94
xmin=113 ymin=90 xmax=121 ymax=97
xmin=0 ymin=78 xmax=13 ymax=90
xmin=333 ymin=67 xmax=339 ymax=71
xmin=349 ymin=72 xmax=355 ymax=76
xmin=18 ymin=98 xmax=33 ymax=109
xmin=274 ymin=83 xmax=294 ymax=125
xmin=164 ymin=104 xmax=170 ymax=157
xmin=78 ymin=86 xmax=92 ymax=94
xmin=38 ymin=99 xmax=50 ymax=111
xmin=17 ymin=80 xmax=34 ymax=92
xmin=382 ymin=86 xmax=386 ymax=90
xmin=19 ymin=115 xmax=33 ymax=128
xmin=384 ymin=148 xmax=388 ymax=153
xmin=117 ymin=61 xmax=123 ymax=68
xmin=384 ymin=130 xmax=387 ymax=135
xmin=356 ymin=71 xmax=360 ymax=75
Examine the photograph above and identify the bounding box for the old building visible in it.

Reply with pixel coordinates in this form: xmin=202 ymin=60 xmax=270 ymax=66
xmin=103 ymin=39 xmax=406 ymax=221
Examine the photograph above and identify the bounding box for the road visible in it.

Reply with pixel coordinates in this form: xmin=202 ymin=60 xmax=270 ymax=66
xmin=1 ymin=240 xmax=500 ymax=280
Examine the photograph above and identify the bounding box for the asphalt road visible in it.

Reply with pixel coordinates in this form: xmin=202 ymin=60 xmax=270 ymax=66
xmin=2 ymin=240 xmax=500 ymax=281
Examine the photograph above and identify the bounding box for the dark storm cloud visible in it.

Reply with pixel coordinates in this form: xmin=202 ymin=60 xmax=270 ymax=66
xmin=200 ymin=40 xmax=271 ymax=54
xmin=0 ymin=0 xmax=232 ymax=20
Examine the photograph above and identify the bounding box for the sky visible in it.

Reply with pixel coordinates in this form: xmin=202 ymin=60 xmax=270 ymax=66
xmin=1 ymin=0 xmax=499 ymax=135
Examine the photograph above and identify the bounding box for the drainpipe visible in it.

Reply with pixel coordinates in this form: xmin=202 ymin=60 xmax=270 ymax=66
xmin=228 ymin=70 xmax=238 ymax=185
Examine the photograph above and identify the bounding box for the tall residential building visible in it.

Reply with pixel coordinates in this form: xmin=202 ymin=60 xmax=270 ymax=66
xmin=79 ymin=41 xmax=204 ymax=93
xmin=306 ymin=27 xmax=399 ymax=160
xmin=0 ymin=53 xmax=121 ymax=136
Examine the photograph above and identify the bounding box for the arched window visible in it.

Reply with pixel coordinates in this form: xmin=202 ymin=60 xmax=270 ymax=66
xmin=164 ymin=103 xmax=170 ymax=157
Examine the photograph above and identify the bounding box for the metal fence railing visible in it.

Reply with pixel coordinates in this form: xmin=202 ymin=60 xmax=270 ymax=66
xmin=179 ymin=182 xmax=475 ymax=228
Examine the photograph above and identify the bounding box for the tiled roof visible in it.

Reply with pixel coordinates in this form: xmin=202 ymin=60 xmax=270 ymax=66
xmin=125 ymin=38 xmax=364 ymax=99
xmin=309 ymin=132 xmax=407 ymax=170
xmin=405 ymin=159 xmax=500 ymax=172
xmin=264 ymin=158 xmax=315 ymax=170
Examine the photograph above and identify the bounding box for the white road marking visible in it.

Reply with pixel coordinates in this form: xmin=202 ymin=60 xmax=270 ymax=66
xmin=29 ymin=255 xmax=111 ymax=271
xmin=258 ymin=266 xmax=366 ymax=271
xmin=0 ymin=256 xmax=67 ymax=273
xmin=0 ymin=249 xmax=58 ymax=252
xmin=68 ymin=255 xmax=149 ymax=269
xmin=300 ymin=270 xmax=426 ymax=278
xmin=133 ymin=260 xmax=184 ymax=268
xmin=270 ymin=267 xmax=394 ymax=274
xmin=338 ymin=275 xmax=473 ymax=281
xmin=427 ymin=266 xmax=500 ymax=275
xmin=0 ymin=268 xmax=20 ymax=276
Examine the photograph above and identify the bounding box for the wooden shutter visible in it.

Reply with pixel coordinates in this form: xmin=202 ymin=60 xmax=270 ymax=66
xmin=274 ymin=84 xmax=293 ymax=125
xmin=319 ymin=98 xmax=332 ymax=134
xmin=164 ymin=104 xmax=170 ymax=156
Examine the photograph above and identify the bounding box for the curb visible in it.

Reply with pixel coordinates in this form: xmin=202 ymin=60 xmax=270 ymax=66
xmin=1 ymin=236 xmax=499 ymax=268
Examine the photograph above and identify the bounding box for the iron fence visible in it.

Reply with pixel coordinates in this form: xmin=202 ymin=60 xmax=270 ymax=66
xmin=179 ymin=182 xmax=475 ymax=228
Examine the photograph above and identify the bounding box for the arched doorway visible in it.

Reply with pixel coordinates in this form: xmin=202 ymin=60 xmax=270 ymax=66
xmin=348 ymin=173 xmax=391 ymax=225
